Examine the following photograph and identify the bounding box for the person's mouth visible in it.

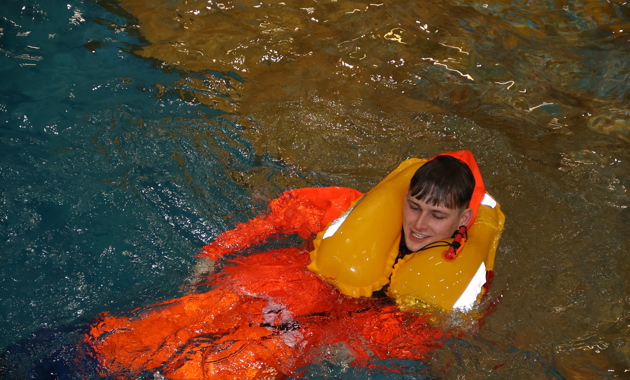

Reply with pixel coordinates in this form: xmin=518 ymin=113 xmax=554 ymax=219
xmin=412 ymin=232 xmax=429 ymax=239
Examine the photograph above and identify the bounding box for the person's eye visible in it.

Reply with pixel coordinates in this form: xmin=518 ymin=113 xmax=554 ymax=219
xmin=432 ymin=214 xmax=445 ymax=220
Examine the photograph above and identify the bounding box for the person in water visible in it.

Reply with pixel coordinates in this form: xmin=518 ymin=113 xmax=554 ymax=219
xmin=190 ymin=153 xmax=479 ymax=280
xmin=86 ymin=151 xmax=498 ymax=379
xmin=401 ymin=154 xmax=475 ymax=254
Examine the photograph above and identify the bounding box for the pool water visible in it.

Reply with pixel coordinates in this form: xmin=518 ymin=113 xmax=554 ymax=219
xmin=1 ymin=0 xmax=628 ymax=378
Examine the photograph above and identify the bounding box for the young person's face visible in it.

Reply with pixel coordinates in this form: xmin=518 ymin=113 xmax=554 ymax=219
xmin=402 ymin=190 xmax=472 ymax=252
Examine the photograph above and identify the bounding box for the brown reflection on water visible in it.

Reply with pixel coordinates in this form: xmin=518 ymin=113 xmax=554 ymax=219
xmin=109 ymin=0 xmax=629 ymax=377
xmin=112 ymin=0 xmax=630 ymax=164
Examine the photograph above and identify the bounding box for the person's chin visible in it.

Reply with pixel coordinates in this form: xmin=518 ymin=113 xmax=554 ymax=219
xmin=405 ymin=237 xmax=430 ymax=252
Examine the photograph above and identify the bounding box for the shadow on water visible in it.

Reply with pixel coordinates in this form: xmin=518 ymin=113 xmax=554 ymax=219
xmin=0 ymin=324 xmax=97 ymax=380
xmin=1 ymin=0 xmax=629 ymax=378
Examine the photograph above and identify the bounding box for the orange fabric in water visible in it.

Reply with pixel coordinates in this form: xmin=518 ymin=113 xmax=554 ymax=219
xmin=86 ymin=187 xmax=444 ymax=378
xmin=199 ymin=187 xmax=364 ymax=260
xmin=87 ymin=248 xmax=444 ymax=379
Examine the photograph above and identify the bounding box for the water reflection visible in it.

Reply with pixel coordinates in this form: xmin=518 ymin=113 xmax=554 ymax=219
xmin=96 ymin=0 xmax=627 ymax=182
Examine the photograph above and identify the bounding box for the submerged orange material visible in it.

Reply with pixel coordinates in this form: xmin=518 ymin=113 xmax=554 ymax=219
xmin=199 ymin=187 xmax=364 ymax=260
xmin=88 ymin=249 xmax=444 ymax=379
xmin=86 ymin=187 xmax=445 ymax=379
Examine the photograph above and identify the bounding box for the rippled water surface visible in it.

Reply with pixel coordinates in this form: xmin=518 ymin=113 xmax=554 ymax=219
xmin=1 ymin=0 xmax=629 ymax=378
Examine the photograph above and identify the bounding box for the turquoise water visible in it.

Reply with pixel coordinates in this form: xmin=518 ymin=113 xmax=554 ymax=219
xmin=0 ymin=0 xmax=252 ymax=371
xmin=1 ymin=0 xmax=629 ymax=378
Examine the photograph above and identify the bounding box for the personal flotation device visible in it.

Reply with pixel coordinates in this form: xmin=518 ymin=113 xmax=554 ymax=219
xmin=308 ymin=150 xmax=505 ymax=312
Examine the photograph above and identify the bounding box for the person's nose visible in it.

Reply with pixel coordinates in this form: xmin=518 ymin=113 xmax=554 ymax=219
xmin=413 ymin=213 xmax=428 ymax=231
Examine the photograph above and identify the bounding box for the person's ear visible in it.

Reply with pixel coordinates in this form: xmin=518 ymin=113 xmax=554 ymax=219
xmin=460 ymin=208 xmax=473 ymax=227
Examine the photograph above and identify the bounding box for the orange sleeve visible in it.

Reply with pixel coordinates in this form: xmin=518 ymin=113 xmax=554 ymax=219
xmin=199 ymin=187 xmax=364 ymax=260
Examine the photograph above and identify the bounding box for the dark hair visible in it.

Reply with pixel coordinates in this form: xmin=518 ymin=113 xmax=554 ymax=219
xmin=409 ymin=155 xmax=475 ymax=209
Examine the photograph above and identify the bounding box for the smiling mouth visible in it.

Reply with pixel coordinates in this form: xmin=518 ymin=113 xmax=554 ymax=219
xmin=412 ymin=232 xmax=428 ymax=239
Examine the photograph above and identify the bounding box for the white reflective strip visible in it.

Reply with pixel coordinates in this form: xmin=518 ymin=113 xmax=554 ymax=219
xmin=452 ymin=262 xmax=486 ymax=311
xmin=322 ymin=196 xmax=364 ymax=239
xmin=481 ymin=193 xmax=497 ymax=208
xmin=322 ymin=210 xmax=350 ymax=239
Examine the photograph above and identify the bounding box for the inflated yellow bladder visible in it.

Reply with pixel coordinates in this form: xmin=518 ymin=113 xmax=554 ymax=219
xmin=308 ymin=158 xmax=425 ymax=298
xmin=308 ymin=156 xmax=505 ymax=312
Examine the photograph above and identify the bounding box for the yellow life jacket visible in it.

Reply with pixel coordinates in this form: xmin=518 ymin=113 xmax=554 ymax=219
xmin=308 ymin=152 xmax=505 ymax=312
